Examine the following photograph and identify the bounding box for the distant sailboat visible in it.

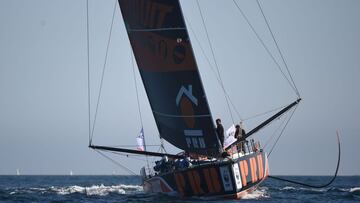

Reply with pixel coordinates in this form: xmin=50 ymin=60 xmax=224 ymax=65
xmin=16 ymin=169 xmax=20 ymax=176
xmin=70 ymin=170 xmax=73 ymax=176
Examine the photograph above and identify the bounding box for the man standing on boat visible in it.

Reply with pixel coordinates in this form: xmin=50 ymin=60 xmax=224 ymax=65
xmin=216 ymin=118 xmax=225 ymax=148
xmin=234 ymin=122 xmax=246 ymax=153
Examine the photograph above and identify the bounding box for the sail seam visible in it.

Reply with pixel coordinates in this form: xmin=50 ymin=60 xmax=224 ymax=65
xmin=153 ymin=110 xmax=211 ymax=118
xmin=129 ymin=27 xmax=186 ymax=32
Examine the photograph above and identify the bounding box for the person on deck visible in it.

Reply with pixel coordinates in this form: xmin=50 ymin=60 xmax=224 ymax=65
xmin=240 ymin=121 xmax=246 ymax=137
xmin=216 ymin=118 xmax=225 ymax=148
xmin=234 ymin=124 xmax=240 ymax=139
xmin=235 ymin=122 xmax=246 ymax=153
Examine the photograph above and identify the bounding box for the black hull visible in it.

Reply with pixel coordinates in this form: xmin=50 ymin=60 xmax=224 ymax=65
xmin=143 ymin=151 xmax=269 ymax=199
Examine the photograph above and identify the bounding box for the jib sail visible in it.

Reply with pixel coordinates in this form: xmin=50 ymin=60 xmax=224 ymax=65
xmin=118 ymin=0 xmax=222 ymax=157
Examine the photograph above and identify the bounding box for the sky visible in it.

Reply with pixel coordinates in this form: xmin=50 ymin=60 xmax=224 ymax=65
xmin=0 ymin=0 xmax=359 ymax=176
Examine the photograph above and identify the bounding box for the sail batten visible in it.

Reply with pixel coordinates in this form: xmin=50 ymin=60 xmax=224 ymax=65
xmin=118 ymin=0 xmax=222 ymax=157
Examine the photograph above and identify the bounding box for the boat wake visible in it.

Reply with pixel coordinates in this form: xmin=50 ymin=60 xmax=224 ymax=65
xmin=242 ymin=187 xmax=270 ymax=200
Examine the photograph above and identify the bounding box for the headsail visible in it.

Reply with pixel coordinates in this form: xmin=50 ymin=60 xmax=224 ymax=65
xmin=118 ymin=0 xmax=222 ymax=157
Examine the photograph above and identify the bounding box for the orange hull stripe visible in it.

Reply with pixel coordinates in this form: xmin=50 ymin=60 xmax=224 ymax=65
xmin=250 ymin=157 xmax=258 ymax=183
xmin=174 ymin=173 xmax=185 ymax=196
xmin=210 ymin=168 xmax=222 ymax=192
xmin=192 ymin=171 xmax=204 ymax=195
xmin=239 ymin=160 xmax=248 ymax=187
xmin=257 ymin=154 xmax=264 ymax=179
xmin=203 ymin=168 xmax=215 ymax=193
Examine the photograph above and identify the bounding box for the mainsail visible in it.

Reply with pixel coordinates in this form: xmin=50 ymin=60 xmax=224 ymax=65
xmin=117 ymin=0 xmax=222 ymax=157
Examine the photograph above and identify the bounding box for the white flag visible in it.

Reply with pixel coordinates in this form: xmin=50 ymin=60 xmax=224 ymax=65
xmin=136 ymin=128 xmax=145 ymax=151
xmin=224 ymin=124 xmax=237 ymax=149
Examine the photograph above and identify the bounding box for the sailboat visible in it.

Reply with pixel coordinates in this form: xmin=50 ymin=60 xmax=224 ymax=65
xmin=88 ymin=0 xmax=340 ymax=199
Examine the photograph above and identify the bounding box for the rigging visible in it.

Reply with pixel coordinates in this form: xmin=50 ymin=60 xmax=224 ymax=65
xmin=191 ymin=0 xmax=302 ymax=127
xmin=86 ymin=0 xmax=153 ymax=173
xmin=89 ymin=0 xmax=117 ymax=144
xmin=262 ymin=111 xmax=290 ymax=149
xmin=94 ymin=149 xmax=137 ymax=175
xmin=131 ymin=49 xmax=151 ymax=172
xmin=256 ymin=0 xmax=300 ymax=98
xmin=196 ymin=0 xmax=235 ymax=124
xmin=225 ymin=98 xmax=300 ymax=151
xmin=86 ymin=0 xmax=91 ymax=146
xmin=267 ymin=105 xmax=298 ymax=157
xmin=232 ymin=0 xmax=300 ymax=98
xmin=184 ymin=16 xmax=243 ymax=121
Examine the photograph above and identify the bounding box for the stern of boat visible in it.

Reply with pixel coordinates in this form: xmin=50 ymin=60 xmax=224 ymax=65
xmin=142 ymin=150 xmax=269 ymax=199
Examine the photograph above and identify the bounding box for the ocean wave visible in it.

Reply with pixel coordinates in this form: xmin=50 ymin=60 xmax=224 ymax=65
xmin=301 ymin=187 xmax=327 ymax=193
xmin=280 ymin=186 xmax=296 ymax=191
xmin=278 ymin=186 xmax=329 ymax=193
xmin=277 ymin=186 xmax=360 ymax=195
xmin=51 ymin=184 xmax=143 ymax=196
xmin=6 ymin=184 xmax=143 ymax=196
xmin=7 ymin=188 xmax=45 ymax=195
xmin=350 ymin=187 xmax=360 ymax=195
xmin=334 ymin=188 xmax=349 ymax=192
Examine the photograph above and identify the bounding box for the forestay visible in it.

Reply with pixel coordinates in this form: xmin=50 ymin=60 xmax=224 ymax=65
xmin=117 ymin=0 xmax=222 ymax=157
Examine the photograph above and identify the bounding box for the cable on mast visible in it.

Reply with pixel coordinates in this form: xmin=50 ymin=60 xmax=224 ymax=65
xmin=130 ymin=47 xmax=151 ymax=172
xmin=267 ymin=105 xmax=298 ymax=157
xmin=262 ymin=111 xmax=289 ymax=149
xmin=196 ymin=0 xmax=235 ymax=124
xmin=232 ymin=0 xmax=299 ymax=98
xmin=130 ymin=51 xmax=144 ymax=133
xmin=86 ymin=0 xmax=91 ymax=146
xmin=242 ymin=104 xmax=287 ymax=122
xmin=90 ymin=0 xmax=117 ymax=143
xmin=184 ymin=16 xmax=243 ymax=122
xmin=94 ymin=150 xmax=137 ymax=175
xmin=256 ymin=0 xmax=300 ymax=98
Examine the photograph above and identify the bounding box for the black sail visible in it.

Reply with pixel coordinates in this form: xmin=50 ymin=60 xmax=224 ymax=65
xmin=118 ymin=0 xmax=221 ymax=157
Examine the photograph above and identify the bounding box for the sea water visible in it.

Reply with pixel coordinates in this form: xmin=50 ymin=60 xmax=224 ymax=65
xmin=0 ymin=175 xmax=359 ymax=202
